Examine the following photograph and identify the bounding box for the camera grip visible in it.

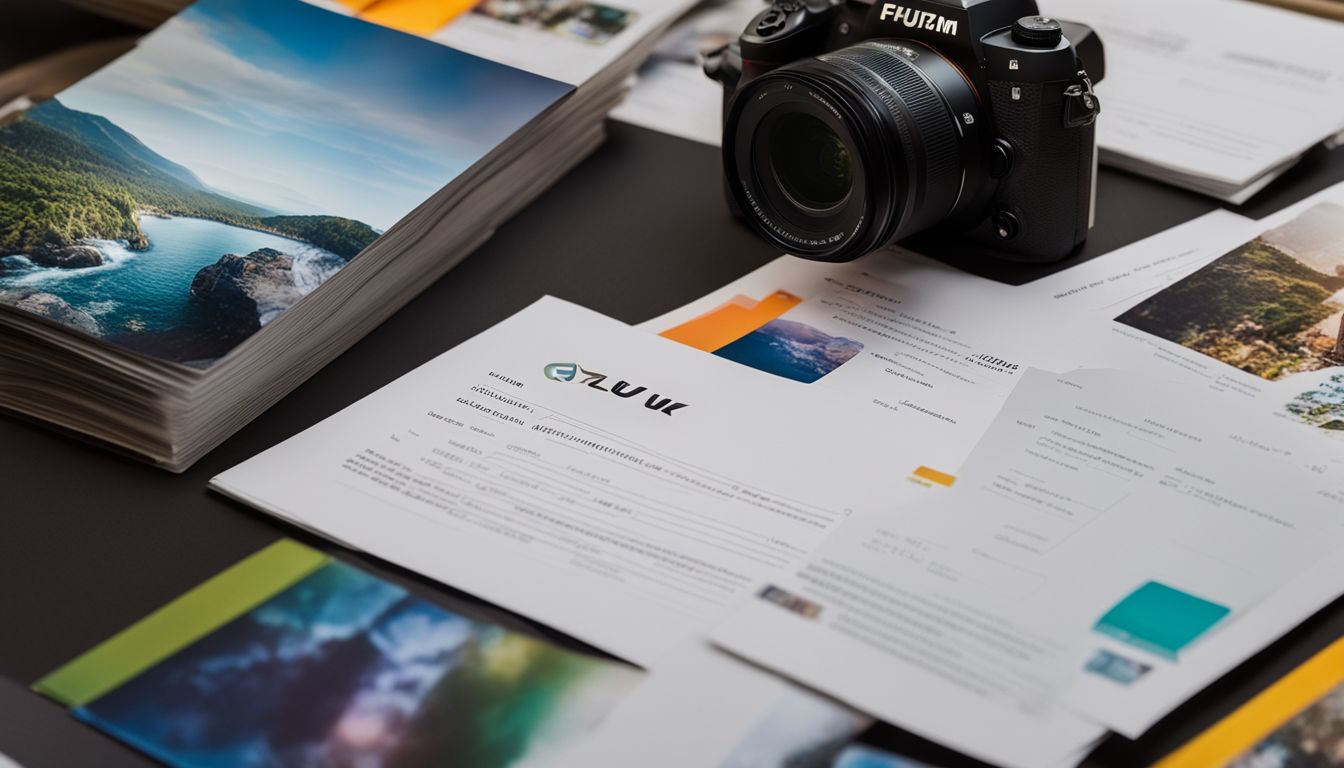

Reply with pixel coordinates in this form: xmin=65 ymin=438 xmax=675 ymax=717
xmin=979 ymin=80 xmax=1095 ymax=262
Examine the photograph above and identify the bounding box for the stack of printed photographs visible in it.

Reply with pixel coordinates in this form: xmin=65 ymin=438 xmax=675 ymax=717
xmin=0 ymin=0 xmax=693 ymax=471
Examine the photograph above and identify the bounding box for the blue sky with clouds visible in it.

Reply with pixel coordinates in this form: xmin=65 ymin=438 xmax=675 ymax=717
xmin=57 ymin=0 xmax=571 ymax=230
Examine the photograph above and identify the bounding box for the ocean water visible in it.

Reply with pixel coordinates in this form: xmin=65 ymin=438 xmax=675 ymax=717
xmin=0 ymin=215 xmax=344 ymax=337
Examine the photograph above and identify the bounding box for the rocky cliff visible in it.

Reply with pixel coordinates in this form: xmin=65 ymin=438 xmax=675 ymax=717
xmin=10 ymin=292 xmax=102 ymax=335
xmin=188 ymin=248 xmax=304 ymax=347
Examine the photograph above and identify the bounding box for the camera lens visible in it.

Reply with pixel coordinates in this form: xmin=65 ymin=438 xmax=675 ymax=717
xmin=769 ymin=112 xmax=853 ymax=212
xmin=724 ymin=40 xmax=988 ymax=261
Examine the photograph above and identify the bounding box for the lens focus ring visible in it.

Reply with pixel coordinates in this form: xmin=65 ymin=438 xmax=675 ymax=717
xmin=819 ymin=42 xmax=962 ymax=225
xmin=722 ymin=38 xmax=984 ymax=261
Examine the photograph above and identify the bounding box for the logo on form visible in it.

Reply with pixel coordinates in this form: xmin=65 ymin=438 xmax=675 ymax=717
xmin=542 ymin=362 xmax=689 ymax=416
xmin=543 ymin=362 xmax=578 ymax=382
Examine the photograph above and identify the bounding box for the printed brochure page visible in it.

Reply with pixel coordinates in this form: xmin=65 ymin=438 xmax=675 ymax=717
xmin=712 ymin=368 xmax=1344 ymax=763
xmin=1040 ymin=182 xmax=1344 ymax=465
xmin=211 ymin=297 xmax=961 ymax=667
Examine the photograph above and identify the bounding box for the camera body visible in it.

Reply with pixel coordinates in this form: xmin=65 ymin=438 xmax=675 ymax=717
xmin=706 ymin=0 xmax=1105 ymax=263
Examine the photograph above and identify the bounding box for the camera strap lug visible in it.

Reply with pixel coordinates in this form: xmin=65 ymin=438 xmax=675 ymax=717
xmin=1062 ymin=71 xmax=1100 ymax=128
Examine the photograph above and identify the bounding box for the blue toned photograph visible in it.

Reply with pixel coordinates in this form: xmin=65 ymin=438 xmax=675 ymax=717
xmin=0 ymin=0 xmax=569 ymax=364
xmin=75 ymin=561 xmax=641 ymax=768
xmin=714 ymin=318 xmax=864 ymax=384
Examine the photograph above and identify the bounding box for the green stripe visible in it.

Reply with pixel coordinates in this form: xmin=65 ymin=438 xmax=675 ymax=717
xmin=34 ymin=539 xmax=329 ymax=707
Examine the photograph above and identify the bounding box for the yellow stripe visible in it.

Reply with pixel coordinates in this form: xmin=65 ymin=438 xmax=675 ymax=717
xmin=34 ymin=540 xmax=329 ymax=707
xmin=337 ymin=0 xmax=381 ymax=11
xmin=912 ymin=466 xmax=956 ymax=487
xmin=1154 ymin=635 xmax=1344 ymax=767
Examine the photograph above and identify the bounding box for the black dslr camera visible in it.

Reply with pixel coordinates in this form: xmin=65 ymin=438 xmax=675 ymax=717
xmin=706 ymin=0 xmax=1104 ymax=262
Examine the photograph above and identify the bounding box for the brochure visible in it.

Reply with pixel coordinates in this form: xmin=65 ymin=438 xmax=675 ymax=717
xmin=1042 ymin=0 xmax=1344 ymax=202
xmin=1154 ymin=634 xmax=1344 ymax=768
xmin=0 ymin=0 xmax=568 ymax=366
xmin=1034 ymin=181 xmax=1344 ymax=460
xmin=0 ymin=0 xmax=680 ymax=471
xmin=35 ymin=540 xmax=640 ymax=768
xmin=712 ymin=367 xmax=1344 ymax=765
xmin=211 ymin=297 xmax=967 ymax=666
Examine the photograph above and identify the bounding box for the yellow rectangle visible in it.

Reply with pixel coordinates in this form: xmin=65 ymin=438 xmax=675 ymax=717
xmin=912 ymin=466 xmax=956 ymax=487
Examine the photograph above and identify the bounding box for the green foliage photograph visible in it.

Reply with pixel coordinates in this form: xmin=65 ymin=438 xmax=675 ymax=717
xmin=1116 ymin=203 xmax=1344 ymax=382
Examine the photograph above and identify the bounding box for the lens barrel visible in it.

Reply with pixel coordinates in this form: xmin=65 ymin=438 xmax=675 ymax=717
xmin=724 ymin=40 xmax=988 ymax=261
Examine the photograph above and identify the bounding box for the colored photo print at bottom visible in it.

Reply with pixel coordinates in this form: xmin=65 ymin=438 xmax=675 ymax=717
xmin=714 ymin=318 xmax=864 ymax=384
xmin=74 ymin=561 xmax=641 ymax=768
xmin=1230 ymin=685 xmax=1344 ymax=768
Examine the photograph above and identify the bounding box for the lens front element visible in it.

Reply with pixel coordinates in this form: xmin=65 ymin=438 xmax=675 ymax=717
xmin=769 ymin=112 xmax=854 ymax=213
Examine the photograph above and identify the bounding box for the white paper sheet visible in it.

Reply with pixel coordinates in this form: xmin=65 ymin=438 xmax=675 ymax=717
xmin=431 ymin=0 xmax=698 ymax=86
xmin=639 ymin=248 xmax=1087 ymax=477
xmin=1043 ymin=0 xmax=1344 ymax=198
xmin=610 ymin=0 xmax=767 ymax=144
xmin=537 ymin=643 xmax=869 ymax=768
xmin=713 ymin=367 xmax=1344 ymax=755
xmin=1035 ymin=182 xmax=1344 ymax=461
xmin=212 ymin=297 xmax=961 ymax=667
xmin=304 ymin=0 xmax=697 ymax=86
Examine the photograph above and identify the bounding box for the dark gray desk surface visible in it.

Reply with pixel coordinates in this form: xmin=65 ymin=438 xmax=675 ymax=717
xmin=6 ymin=6 xmax=1344 ymax=767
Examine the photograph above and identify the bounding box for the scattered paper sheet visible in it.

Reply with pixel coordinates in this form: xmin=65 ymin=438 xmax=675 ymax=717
xmin=1044 ymin=0 xmax=1344 ymax=201
xmin=713 ymin=367 xmax=1344 ymax=760
xmin=213 ymin=297 xmax=960 ymax=667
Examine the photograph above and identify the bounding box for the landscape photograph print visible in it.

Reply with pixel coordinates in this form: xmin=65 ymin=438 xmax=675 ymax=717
xmin=1116 ymin=202 xmax=1344 ymax=382
xmin=74 ymin=560 xmax=642 ymax=768
xmin=0 ymin=0 xmax=569 ymax=365
xmin=714 ymin=317 xmax=865 ymax=384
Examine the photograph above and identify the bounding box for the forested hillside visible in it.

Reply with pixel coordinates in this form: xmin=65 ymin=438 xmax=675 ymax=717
xmin=0 ymin=99 xmax=377 ymax=260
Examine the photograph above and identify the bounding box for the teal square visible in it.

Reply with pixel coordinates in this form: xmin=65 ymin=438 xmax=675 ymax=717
xmin=1094 ymin=581 xmax=1230 ymax=660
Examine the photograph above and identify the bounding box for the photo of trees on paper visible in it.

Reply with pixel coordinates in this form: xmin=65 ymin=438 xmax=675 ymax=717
xmin=0 ymin=0 xmax=566 ymax=365
xmin=1229 ymin=684 xmax=1344 ymax=768
xmin=1117 ymin=203 xmax=1344 ymax=382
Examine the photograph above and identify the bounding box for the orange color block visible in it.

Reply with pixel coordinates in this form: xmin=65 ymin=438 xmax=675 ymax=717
xmin=360 ymin=0 xmax=478 ymax=35
xmin=659 ymin=290 xmax=803 ymax=353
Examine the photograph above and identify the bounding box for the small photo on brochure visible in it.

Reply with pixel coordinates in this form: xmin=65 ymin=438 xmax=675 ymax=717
xmin=0 ymin=0 xmax=568 ymax=366
xmin=715 ymin=318 xmax=865 ymax=384
xmin=69 ymin=559 xmax=642 ymax=768
xmin=658 ymin=290 xmax=865 ymax=384
xmin=1115 ymin=202 xmax=1344 ymax=384
xmin=1283 ymin=368 xmax=1344 ymax=435
xmin=474 ymin=0 xmax=640 ymax=45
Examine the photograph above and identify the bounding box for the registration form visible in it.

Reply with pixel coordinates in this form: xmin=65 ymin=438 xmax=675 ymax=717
xmin=212 ymin=297 xmax=962 ymax=665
